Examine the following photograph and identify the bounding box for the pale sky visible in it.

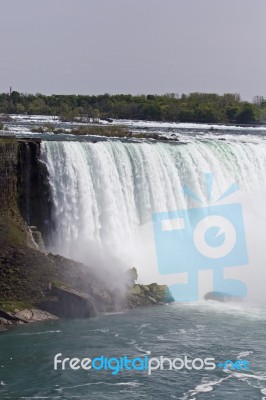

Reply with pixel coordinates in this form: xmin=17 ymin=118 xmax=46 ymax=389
xmin=0 ymin=0 xmax=265 ymax=100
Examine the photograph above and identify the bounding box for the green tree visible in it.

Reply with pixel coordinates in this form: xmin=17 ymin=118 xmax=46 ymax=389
xmin=226 ymin=105 xmax=240 ymax=123
xmin=236 ymin=103 xmax=259 ymax=124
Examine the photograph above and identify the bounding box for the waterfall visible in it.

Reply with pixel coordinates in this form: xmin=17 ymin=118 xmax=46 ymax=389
xmin=41 ymin=138 xmax=266 ymax=301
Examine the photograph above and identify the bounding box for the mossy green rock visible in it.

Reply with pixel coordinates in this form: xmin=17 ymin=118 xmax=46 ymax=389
xmin=131 ymin=284 xmax=142 ymax=295
xmin=127 ymin=281 xmax=174 ymax=309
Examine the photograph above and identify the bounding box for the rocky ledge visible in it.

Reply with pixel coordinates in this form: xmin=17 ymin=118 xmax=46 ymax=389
xmin=0 ymin=308 xmax=57 ymax=331
xmin=204 ymin=291 xmax=243 ymax=303
xmin=0 ymin=263 xmax=174 ymax=332
xmin=126 ymin=268 xmax=174 ymax=308
xmin=0 ymin=231 xmax=175 ymax=332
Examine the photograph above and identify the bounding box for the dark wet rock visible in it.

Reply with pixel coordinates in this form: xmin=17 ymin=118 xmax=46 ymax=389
xmin=39 ymin=283 xmax=97 ymax=318
xmin=0 ymin=309 xmax=23 ymax=322
xmin=17 ymin=140 xmax=53 ymax=245
xmin=100 ymin=118 xmax=113 ymax=123
xmin=204 ymin=291 xmax=243 ymax=302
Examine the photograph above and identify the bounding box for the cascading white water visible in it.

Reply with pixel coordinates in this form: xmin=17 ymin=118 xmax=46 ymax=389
xmin=41 ymin=137 xmax=266 ymax=302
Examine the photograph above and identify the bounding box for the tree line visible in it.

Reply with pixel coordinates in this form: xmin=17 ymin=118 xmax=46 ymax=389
xmin=0 ymin=91 xmax=266 ymax=124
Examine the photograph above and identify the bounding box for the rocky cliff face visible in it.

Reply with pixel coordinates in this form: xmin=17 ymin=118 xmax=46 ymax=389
xmin=17 ymin=139 xmax=53 ymax=245
xmin=0 ymin=138 xmax=18 ymax=213
xmin=0 ymin=137 xmax=174 ymax=331
xmin=0 ymin=137 xmax=28 ymax=249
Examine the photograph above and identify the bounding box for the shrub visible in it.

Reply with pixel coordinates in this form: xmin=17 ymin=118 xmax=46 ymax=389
xmin=70 ymin=125 xmax=129 ymax=137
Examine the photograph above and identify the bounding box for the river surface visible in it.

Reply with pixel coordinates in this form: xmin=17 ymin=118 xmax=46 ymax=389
xmin=1 ymin=116 xmax=266 ymax=398
xmin=1 ymin=302 xmax=266 ymax=399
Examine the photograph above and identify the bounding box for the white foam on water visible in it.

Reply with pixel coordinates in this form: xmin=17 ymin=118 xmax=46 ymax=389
xmin=10 ymin=114 xmax=59 ymax=123
xmin=19 ymin=397 xmax=62 ymax=399
xmin=17 ymin=330 xmax=62 ymax=336
xmin=180 ymin=376 xmax=229 ymax=399
xmin=237 ymin=351 xmax=254 ymax=359
xmin=229 ymin=372 xmax=266 ymax=381
xmin=56 ymin=380 xmax=142 ymax=391
xmin=115 ymin=119 xmax=266 ymax=131
xmin=6 ymin=114 xmax=266 ymax=131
